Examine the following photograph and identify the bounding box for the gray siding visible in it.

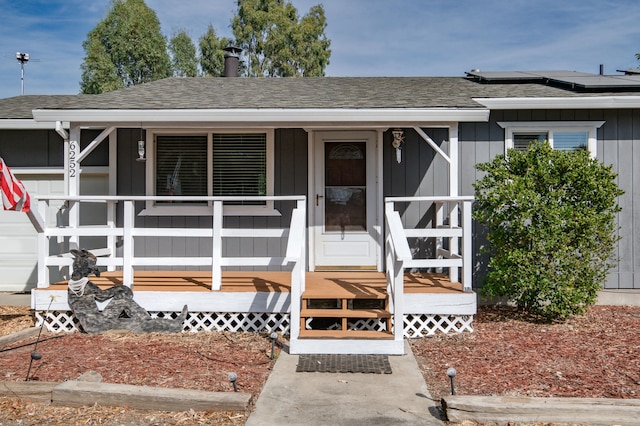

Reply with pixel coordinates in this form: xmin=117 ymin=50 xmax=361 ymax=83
xmin=383 ymin=128 xmax=450 ymax=261
xmin=0 ymin=128 xmax=108 ymax=167
xmin=0 ymin=129 xmax=63 ymax=166
xmin=461 ymin=110 xmax=640 ymax=290
xmin=117 ymin=128 xmax=308 ymax=271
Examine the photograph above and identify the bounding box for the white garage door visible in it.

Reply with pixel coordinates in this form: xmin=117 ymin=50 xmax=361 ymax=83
xmin=0 ymin=174 xmax=64 ymax=291
xmin=0 ymin=173 xmax=108 ymax=292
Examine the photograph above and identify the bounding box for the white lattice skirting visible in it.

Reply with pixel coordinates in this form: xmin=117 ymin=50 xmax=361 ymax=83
xmin=35 ymin=311 xmax=291 ymax=334
xmin=403 ymin=314 xmax=474 ymax=337
xmin=35 ymin=311 xmax=473 ymax=337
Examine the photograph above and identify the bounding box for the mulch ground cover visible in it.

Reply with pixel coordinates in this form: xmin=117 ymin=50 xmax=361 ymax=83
xmin=1 ymin=304 xmax=639 ymax=425
xmin=410 ymin=305 xmax=640 ymax=402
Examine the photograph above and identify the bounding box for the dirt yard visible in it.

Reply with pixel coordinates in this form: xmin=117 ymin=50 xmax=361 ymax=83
xmin=1 ymin=304 xmax=639 ymax=425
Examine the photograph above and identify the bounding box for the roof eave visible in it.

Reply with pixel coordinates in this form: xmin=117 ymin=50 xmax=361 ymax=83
xmin=0 ymin=119 xmax=69 ymax=130
xmin=473 ymin=96 xmax=640 ymax=109
xmin=32 ymin=108 xmax=489 ymax=125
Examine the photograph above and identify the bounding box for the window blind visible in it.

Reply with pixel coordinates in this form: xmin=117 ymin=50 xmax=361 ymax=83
xmin=213 ymin=133 xmax=266 ymax=205
xmin=554 ymin=131 xmax=588 ymax=151
xmin=513 ymin=133 xmax=547 ymax=151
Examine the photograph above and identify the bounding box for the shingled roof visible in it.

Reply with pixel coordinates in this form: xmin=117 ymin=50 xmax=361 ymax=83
xmin=66 ymin=76 xmax=583 ymax=110
xmin=1 ymin=75 xmax=638 ymax=120
xmin=0 ymin=76 xmax=589 ymax=118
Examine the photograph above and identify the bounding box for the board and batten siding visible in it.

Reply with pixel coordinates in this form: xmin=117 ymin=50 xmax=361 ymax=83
xmin=460 ymin=109 xmax=640 ymax=290
xmin=116 ymin=128 xmax=308 ymax=272
xmin=383 ymin=127 xmax=451 ymax=263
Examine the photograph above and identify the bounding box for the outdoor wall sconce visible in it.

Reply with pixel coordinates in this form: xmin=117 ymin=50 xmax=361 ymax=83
xmin=391 ymin=129 xmax=404 ymax=163
xmin=136 ymin=131 xmax=146 ymax=162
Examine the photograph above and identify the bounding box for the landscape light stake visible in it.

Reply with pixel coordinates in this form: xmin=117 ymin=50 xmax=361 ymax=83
xmin=269 ymin=331 xmax=278 ymax=360
xmin=447 ymin=367 xmax=457 ymax=395
xmin=228 ymin=372 xmax=238 ymax=392
xmin=26 ymin=296 xmax=55 ymax=381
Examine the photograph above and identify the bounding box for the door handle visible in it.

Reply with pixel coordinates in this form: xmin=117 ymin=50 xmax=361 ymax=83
xmin=316 ymin=194 xmax=324 ymax=206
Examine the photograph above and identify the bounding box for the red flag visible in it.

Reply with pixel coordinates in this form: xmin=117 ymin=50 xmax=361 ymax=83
xmin=0 ymin=157 xmax=30 ymax=213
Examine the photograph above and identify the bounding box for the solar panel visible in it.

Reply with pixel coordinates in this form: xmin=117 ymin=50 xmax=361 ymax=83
xmin=466 ymin=70 xmax=640 ymax=89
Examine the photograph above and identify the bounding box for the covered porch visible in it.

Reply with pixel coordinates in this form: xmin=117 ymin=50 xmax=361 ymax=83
xmin=34 ymin=269 xmax=474 ymax=337
xmin=30 ymin=194 xmax=475 ymax=355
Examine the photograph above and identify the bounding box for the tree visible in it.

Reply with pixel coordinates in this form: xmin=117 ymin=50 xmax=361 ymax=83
xmin=169 ymin=30 xmax=198 ymax=77
xmin=294 ymin=5 xmax=331 ymax=77
xmin=231 ymin=0 xmax=330 ymax=77
xmin=199 ymin=25 xmax=234 ymax=77
xmin=80 ymin=0 xmax=171 ymax=94
xmin=473 ymin=142 xmax=623 ymax=321
xmin=80 ymin=36 xmax=122 ymax=94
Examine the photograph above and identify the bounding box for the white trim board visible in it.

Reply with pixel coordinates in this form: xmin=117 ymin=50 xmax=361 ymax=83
xmin=474 ymin=96 xmax=640 ymax=109
xmin=33 ymin=108 xmax=490 ymax=124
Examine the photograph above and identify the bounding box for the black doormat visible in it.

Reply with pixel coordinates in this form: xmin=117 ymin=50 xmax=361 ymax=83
xmin=296 ymin=354 xmax=392 ymax=374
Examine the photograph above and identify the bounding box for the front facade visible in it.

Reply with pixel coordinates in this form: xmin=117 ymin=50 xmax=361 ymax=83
xmin=2 ymin=70 xmax=640 ymax=353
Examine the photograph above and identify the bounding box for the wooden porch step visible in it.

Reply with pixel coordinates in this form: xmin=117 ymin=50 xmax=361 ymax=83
xmin=300 ymin=308 xmax=391 ymax=319
xmin=298 ymin=329 xmax=393 ymax=339
xmin=302 ymin=289 xmax=387 ymax=299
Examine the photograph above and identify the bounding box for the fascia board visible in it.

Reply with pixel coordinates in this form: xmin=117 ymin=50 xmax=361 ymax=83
xmin=32 ymin=108 xmax=489 ymax=124
xmin=0 ymin=119 xmax=69 ymax=129
xmin=473 ymin=96 xmax=640 ymax=109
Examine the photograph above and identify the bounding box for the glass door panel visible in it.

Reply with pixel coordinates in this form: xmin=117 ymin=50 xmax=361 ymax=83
xmin=324 ymin=142 xmax=366 ymax=233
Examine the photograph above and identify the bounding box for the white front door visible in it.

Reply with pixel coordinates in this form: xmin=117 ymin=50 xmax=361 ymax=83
xmin=313 ymin=131 xmax=378 ymax=269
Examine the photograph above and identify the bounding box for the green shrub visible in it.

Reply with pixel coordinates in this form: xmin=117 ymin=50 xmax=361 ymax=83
xmin=473 ymin=142 xmax=623 ymax=321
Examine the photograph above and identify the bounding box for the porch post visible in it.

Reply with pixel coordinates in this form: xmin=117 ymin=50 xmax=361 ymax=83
xmin=211 ymin=200 xmax=223 ymax=290
xmin=122 ymin=200 xmax=134 ymax=288
xmin=461 ymin=200 xmax=473 ymax=292
xmin=106 ymin=131 xmax=117 ymax=271
xmin=448 ymin=124 xmax=460 ymax=283
xmin=449 ymin=124 xmax=459 ymax=198
xmin=67 ymin=125 xmax=81 ymax=251
xmin=385 ymin=200 xmax=408 ymax=345
xmin=392 ymin=257 xmax=405 ymax=342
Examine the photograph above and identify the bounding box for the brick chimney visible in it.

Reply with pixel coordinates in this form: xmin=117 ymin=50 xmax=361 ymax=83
xmin=223 ymin=46 xmax=242 ymax=77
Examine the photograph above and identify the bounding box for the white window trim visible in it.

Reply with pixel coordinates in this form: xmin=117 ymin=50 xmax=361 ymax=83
xmin=498 ymin=121 xmax=605 ymax=158
xmin=140 ymin=128 xmax=279 ymax=216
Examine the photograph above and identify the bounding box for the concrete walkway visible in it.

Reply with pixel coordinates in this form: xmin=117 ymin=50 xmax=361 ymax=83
xmin=246 ymin=341 xmax=444 ymax=426
xmin=0 ymin=292 xmax=30 ymax=306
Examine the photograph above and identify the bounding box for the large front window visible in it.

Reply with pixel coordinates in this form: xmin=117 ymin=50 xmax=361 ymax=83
xmin=145 ymin=130 xmax=274 ymax=215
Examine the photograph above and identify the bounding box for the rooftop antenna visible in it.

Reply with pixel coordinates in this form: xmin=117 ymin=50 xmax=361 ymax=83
xmin=16 ymin=52 xmax=29 ymax=95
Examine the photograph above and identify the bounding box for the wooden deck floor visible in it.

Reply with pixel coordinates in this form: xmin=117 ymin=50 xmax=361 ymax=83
xmin=43 ymin=270 xmax=464 ymax=295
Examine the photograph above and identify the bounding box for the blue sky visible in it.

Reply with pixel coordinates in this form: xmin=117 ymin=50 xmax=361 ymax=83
xmin=1 ymin=0 xmax=640 ymax=98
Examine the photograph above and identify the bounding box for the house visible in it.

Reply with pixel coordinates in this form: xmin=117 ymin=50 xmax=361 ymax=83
xmin=1 ymin=68 xmax=639 ymax=355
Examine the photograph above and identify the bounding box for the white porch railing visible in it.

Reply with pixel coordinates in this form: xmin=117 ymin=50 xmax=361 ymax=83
xmin=34 ymin=195 xmax=306 ymax=291
xmin=385 ymin=196 xmax=474 ymax=294
xmin=381 ymin=196 xmax=473 ymax=346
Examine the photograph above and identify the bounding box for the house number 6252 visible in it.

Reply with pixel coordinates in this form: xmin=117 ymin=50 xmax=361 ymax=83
xmin=69 ymin=141 xmax=77 ymax=177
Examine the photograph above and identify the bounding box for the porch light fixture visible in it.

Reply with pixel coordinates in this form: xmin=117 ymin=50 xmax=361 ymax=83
xmin=391 ymin=129 xmax=404 ymax=163
xmin=136 ymin=127 xmax=146 ymax=162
